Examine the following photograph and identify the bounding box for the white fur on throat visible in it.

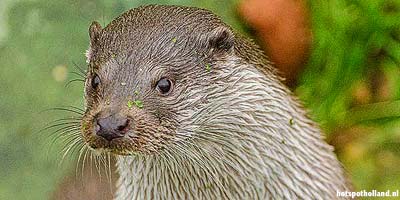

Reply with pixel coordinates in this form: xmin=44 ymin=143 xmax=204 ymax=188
xmin=114 ymin=56 xmax=350 ymax=200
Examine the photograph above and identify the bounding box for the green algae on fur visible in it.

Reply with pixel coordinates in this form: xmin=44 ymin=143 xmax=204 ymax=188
xmin=205 ymin=63 xmax=211 ymax=71
xmin=134 ymin=100 xmax=143 ymax=109
xmin=127 ymin=100 xmax=134 ymax=109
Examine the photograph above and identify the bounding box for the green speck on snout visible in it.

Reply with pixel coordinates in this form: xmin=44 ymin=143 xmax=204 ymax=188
xmin=134 ymin=90 xmax=139 ymax=95
xmin=171 ymin=37 xmax=177 ymax=43
xmin=205 ymin=63 xmax=211 ymax=72
xmin=134 ymin=100 xmax=143 ymax=109
xmin=127 ymin=100 xmax=134 ymax=109
xmin=127 ymin=100 xmax=143 ymax=109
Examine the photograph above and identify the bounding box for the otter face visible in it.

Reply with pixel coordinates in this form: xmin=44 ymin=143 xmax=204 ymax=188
xmin=81 ymin=45 xmax=179 ymax=155
xmin=81 ymin=68 xmax=177 ymax=155
xmin=80 ymin=6 xmax=235 ymax=155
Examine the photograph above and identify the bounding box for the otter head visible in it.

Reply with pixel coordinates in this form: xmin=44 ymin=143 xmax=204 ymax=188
xmin=81 ymin=6 xmax=236 ymax=155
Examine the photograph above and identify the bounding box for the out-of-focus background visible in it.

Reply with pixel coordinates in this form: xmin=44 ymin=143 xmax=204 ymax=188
xmin=0 ymin=0 xmax=399 ymax=199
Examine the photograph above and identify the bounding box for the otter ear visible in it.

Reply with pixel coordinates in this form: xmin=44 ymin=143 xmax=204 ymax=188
xmin=89 ymin=21 xmax=102 ymax=45
xmin=207 ymin=26 xmax=234 ymax=53
xmin=86 ymin=21 xmax=102 ymax=63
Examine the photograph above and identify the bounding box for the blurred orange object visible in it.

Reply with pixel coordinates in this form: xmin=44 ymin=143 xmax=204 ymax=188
xmin=239 ymin=0 xmax=312 ymax=87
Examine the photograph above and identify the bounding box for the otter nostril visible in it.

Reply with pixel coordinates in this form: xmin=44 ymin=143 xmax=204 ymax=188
xmin=117 ymin=125 xmax=124 ymax=131
xmin=96 ymin=115 xmax=130 ymax=141
xmin=117 ymin=119 xmax=130 ymax=132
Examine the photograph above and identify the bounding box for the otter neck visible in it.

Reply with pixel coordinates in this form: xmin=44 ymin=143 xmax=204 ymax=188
xmin=114 ymin=57 xmax=349 ymax=200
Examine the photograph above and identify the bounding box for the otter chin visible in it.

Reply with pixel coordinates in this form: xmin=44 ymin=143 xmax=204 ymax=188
xmin=77 ymin=5 xmax=352 ymax=200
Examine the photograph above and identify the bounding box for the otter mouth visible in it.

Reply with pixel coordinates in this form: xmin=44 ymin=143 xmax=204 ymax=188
xmin=85 ymin=137 xmax=136 ymax=156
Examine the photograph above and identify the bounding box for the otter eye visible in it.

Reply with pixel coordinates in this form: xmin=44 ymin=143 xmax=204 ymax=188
xmin=156 ymin=78 xmax=172 ymax=94
xmin=91 ymin=73 xmax=100 ymax=89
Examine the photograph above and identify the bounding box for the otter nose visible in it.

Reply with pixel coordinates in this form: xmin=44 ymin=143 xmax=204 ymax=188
xmin=95 ymin=115 xmax=130 ymax=141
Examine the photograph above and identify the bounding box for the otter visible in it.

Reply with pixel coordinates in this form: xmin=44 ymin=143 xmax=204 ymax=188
xmin=79 ymin=5 xmax=351 ymax=199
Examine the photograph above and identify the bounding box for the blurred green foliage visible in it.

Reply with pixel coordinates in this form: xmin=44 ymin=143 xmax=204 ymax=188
xmin=296 ymin=1 xmax=400 ymax=197
xmin=298 ymin=0 xmax=400 ymax=130
xmin=0 ymin=0 xmax=398 ymax=199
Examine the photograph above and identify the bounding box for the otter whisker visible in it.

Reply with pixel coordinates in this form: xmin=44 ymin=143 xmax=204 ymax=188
xmin=42 ymin=121 xmax=80 ymax=132
xmin=38 ymin=117 xmax=80 ymax=139
xmin=90 ymin=151 xmax=94 ymax=177
xmin=107 ymin=153 xmax=113 ymax=190
xmin=100 ymin=152 xmax=113 ymax=186
xmin=59 ymin=133 xmax=82 ymax=153
xmin=97 ymin=152 xmax=108 ymax=180
xmin=46 ymin=126 xmax=81 ymax=151
xmin=58 ymin=105 xmax=85 ymax=113
xmin=59 ymin=135 xmax=84 ymax=167
xmin=48 ymin=126 xmax=80 ymax=142
xmin=43 ymin=107 xmax=84 ymax=116
xmin=97 ymin=153 xmax=109 ymax=181
xmin=82 ymin=146 xmax=91 ymax=178
xmin=72 ymin=61 xmax=87 ymax=76
xmin=92 ymin=153 xmax=103 ymax=180
xmin=63 ymin=105 xmax=85 ymax=112
xmin=46 ymin=116 xmax=82 ymax=123
xmin=47 ymin=118 xmax=82 ymax=126
xmin=75 ymin=143 xmax=88 ymax=178
xmin=70 ymin=71 xmax=86 ymax=79
xmin=41 ymin=124 xmax=80 ymax=147
xmin=65 ymin=78 xmax=85 ymax=88
xmin=54 ymin=127 xmax=80 ymax=142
